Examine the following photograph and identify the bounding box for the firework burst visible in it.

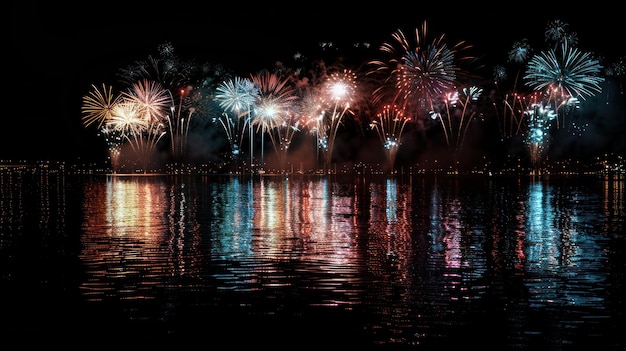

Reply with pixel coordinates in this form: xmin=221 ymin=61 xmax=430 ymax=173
xmin=116 ymin=42 xmax=216 ymax=164
xmin=544 ymin=20 xmax=578 ymax=48
xmin=106 ymin=99 xmax=167 ymax=173
xmin=368 ymin=20 xmax=473 ymax=120
xmin=523 ymin=41 xmax=604 ymax=128
xmin=166 ymin=86 xmax=196 ymax=161
xmin=117 ymin=41 xmax=193 ymax=93
xmin=82 ymin=84 xmax=126 ymax=171
xmin=508 ymin=39 xmax=533 ymax=65
xmin=250 ymin=71 xmax=299 ymax=170
xmin=316 ymin=69 xmax=357 ymax=171
xmin=81 ymin=83 xmax=122 ymax=129
xmin=214 ymin=77 xmax=260 ymax=171
xmin=122 ymin=79 xmax=171 ymax=123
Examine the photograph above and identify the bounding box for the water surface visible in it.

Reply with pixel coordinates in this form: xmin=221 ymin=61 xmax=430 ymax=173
xmin=1 ymin=173 xmax=624 ymax=349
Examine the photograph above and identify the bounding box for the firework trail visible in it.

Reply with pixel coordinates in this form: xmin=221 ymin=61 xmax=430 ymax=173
xmin=82 ymin=80 xmax=172 ymax=173
xmin=370 ymin=104 xmax=410 ymax=173
xmin=164 ymin=86 xmax=198 ymax=162
xmin=119 ymin=80 xmax=171 ymax=172
xmin=428 ymin=86 xmax=483 ymax=157
xmin=316 ymin=69 xmax=357 ymax=172
xmin=297 ymin=90 xmax=325 ymax=166
xmin=250 ymin=71 xmax=299 ymax=170
xmin=214 ymin=76 xmax=259 ymax=173
xmin=524 ymin=103 xmax=557 ymax=173
xmin=117 ymin=42 xmax=212 ymax=164
xmin=367 ymin=20 xmax=473 ymax=120
xmin=97 ymin=126 xmax=123 ymax=172
xmin=491 ymin=39 xmax=533 ymax=139
xmin=524 ymin=39 xmax=604 ymax=129
xmin=105 ymin=100 xmax=166 ymax=173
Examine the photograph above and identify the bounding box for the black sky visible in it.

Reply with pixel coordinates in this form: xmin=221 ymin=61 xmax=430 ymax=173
xmin=7 ymin=2 xmax=625 ymax=162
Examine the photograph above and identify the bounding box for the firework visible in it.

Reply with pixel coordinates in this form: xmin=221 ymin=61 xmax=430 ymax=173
xmin=370 ymin=104 xmax=410 ymax=172
xmin=115 ymin=80 xmax=171 ymax=172
xmin=367 ymin=20 xmax=472 ymax=120
xmin=508 ymin=39 xmax=533 ymax=65
xmin=107 ymin=101 xmax=147 ymax=137
xmin=82 ymin=84 xmax=126 ymax=172
xmin=524 ymin=103 xmax=557 ymax=173
xmin=429 ymin=86 xmax=483 ymax=157
xmin=523 ymin=41 xmax=604 ymax=128
xmin=296 ymin=90 xmax=325 ymax=165
xmin=316 ymin=69 xmax=357 ymax=171
xmin=81 ymin=83 xmax=121 ymax=129
xmin=544 ymin=20 xmax=578 ymax=48
xmin=82 ymin=80 xmax=172 ymax=173
xmin=117 ymin=41 xmax=192 ymax=93
xmin=122 ymin=79 xmax=170 ymax=123
xmin=106 ymin=99 xmax=167 ymax=173
xmin=116 ymin=42 xmax=213 ymax=164
xmin=250 ymin=71 xmax=299 ymax=170
xmin=165 ymin=86 xmax=196 ymax=161
xmin=490 ymin=40 xmax=534 ymax=139
xmin=214 ymin=77 xmax=260 ymax=172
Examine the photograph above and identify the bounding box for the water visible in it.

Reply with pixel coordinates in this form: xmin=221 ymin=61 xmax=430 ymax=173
xmin=1 ymin=172 xmax=624 ymax=349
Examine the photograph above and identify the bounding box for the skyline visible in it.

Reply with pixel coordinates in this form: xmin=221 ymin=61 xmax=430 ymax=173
xmin=7 ymin=3 xmax=625 ymax=166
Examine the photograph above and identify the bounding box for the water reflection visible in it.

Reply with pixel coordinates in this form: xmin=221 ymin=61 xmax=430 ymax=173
xmin=523 ymin=180 xmax=611 ymax=307
xmin=1 ymin=172 xmax=623 ymax=348
xmin=81 ymin=175 xmax=192 ymax=303
xmin=76 ymin=175 xmax=624 ymax=348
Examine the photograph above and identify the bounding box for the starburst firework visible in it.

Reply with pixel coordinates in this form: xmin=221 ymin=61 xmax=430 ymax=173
xmin=524 ymin=41 xmax=604 ymax=128
xmin=368 ymin=20 xmax=473 ymax=119
xmin=214 ymin=77 xmax=260 ymax=171
xmin=524 ymin=42 xmax=604 ymax=100
xmin=524 ymin=102 xmax=557 ymax=173
xmin=250 ymin=71 xmax=299 ymax=170
xmin=81 ymin=83 xmax=122 ymax=129
xmin=430 ymin=85 xmax=483 ymax=156
xmin=122 ymin=79 xmax=171 ymax=123
xmin=316 ymin=69 xmax=357 ymax=170
xmin=107 ymin=99 xmax=167 ymax=173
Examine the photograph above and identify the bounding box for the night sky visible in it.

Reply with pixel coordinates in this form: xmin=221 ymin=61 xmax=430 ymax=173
xmin=7 ymin=2 xmax=625 ymax=164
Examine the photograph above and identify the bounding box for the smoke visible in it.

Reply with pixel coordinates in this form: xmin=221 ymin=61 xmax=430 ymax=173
xmin=548 ymin=85 xmax=626 ymax=160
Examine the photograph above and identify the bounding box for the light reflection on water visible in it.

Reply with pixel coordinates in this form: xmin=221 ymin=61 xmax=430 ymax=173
xmin=1 ymin=173 xmax=624 ymax=349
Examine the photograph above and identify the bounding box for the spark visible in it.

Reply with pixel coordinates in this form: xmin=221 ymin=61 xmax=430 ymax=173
xmin=370 ymin=104 xmax=410 ymax=172
xmin=316 ymin=69 xmax=357 ymax=170
xmin=214 ymin=77 xmax=260 ymax=171
xmin=524 ymin=41 xmax=604 ymax=128
xmin=249 ymin=71 xmax=299 ymax=169
xmin=81 ymin=83 xmax=122 ymax=129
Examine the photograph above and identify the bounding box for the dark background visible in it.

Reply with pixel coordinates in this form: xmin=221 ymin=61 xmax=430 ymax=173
xmin=7 ymin=2 xmax=625 ymax=162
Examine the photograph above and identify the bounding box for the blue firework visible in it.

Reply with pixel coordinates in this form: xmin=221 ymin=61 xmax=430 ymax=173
xmin=523 ymin=41 xmax=604 ymax=100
